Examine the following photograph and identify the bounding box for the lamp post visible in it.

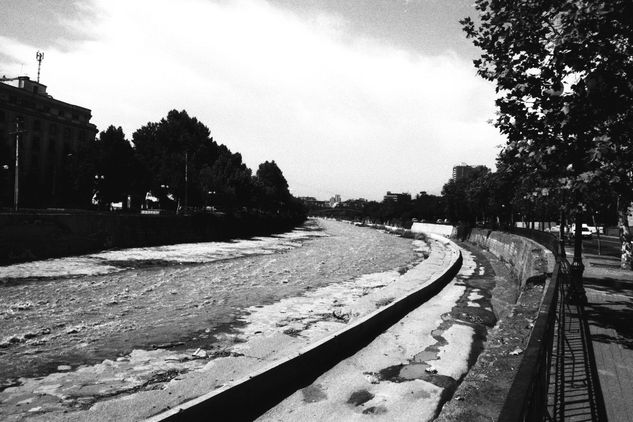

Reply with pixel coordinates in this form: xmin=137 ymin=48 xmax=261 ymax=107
xmin=94 ymin=174 xmax=104 ymax=209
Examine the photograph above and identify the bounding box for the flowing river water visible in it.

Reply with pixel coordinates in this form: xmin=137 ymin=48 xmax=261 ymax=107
xmin=0 ymin=218 xmax=434 ymax=421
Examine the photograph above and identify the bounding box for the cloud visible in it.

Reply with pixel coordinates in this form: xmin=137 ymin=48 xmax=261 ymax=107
xmin=0 ymin=0 xmax=503 ymax=200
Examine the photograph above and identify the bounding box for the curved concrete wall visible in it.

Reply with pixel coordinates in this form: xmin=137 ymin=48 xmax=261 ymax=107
xmin=411 ymin=225 xmax=555 ymax=322
xmin=466 ymin=229 xmax=555 ymax=321
xmin=146 ymin=236 xmax=463 ymax=421
xmin=467 ymin=229 xmax=555 ymax=287
xmin=411 ymin=222 xmax=456 ymax=238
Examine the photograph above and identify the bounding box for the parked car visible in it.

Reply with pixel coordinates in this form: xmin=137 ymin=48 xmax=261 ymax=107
xmin=547 ymin=225 xmax=561 ymax=234
xmin=568 ymin=224 xmax=593 ymax=240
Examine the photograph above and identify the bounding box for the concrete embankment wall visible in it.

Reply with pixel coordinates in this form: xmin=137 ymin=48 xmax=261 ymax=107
xmin=467 ymin=229 xmax=555 ymax=286
xmin=412 ymin=224 xmax=555 ymax=287
xmin=411 ymin=225 xmax=554 ymax=321
xmin=411 ymin=222 xmax=456 ymax=238
xmin=0 ymin=212 xmax=304 ymax=265
xmin=467 ymin=229 xmax=555 ymax=322
xmin=147 ymin=234 xmax=463 ymax=422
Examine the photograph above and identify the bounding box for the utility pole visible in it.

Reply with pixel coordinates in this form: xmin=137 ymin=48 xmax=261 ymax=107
xmin=8 ymin=117 xmax=26 ymax=211
xmin=184 ymin=151 xmax=189 ymax=213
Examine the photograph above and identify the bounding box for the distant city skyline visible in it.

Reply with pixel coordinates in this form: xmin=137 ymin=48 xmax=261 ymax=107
xmin=0 ymin=0 xmax=505 ymax=201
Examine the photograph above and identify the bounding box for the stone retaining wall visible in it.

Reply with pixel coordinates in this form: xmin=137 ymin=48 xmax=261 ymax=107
xmin=467 ymin=229 xmax=555 ymax=286
xmin=466 ymin=229 xmax=554 ymax=322
xmin=0 ymin=212 xmax=304 ymax=265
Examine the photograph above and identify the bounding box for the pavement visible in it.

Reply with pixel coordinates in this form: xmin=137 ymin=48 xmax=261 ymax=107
xmin=561 ymin=241 xmax=633 ymax=422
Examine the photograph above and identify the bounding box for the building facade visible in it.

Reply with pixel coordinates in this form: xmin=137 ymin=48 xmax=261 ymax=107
xmin=0 ymin=76 xmax=97 ymax=208
xmin=383 ymin=191 xmax=411 ymax=202
xmin=452 ymin=164 xmax=475 ymax=182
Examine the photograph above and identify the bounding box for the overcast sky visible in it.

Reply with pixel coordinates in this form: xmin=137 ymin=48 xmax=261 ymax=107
xmin=0 ymin=0 xmax=504 ymax=200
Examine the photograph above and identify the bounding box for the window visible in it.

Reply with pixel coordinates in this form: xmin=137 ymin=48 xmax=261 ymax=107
xmin=63 ymin=127 xmax=71 ymax=138
xmin=33 ymin=120 xmax=41 ymax=131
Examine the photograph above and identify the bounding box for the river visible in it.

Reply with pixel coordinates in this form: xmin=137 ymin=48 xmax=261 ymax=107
xmin=0 ymin=218 xmax=431 ymax=421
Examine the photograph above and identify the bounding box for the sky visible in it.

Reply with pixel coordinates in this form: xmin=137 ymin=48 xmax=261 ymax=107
xmin=0 ymin=0 xmax=504 ymax=201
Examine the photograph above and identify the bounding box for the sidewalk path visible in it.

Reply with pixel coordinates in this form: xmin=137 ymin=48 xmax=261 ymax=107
xmin=581 ymin=252 xmax=633 ymax=422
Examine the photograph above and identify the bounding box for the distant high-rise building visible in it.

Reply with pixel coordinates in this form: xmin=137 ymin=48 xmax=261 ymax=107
xmin=0 ymin=76 xmax=98 ymax=207
xmin=383 ymin=191 xmax=411 ymax=202
xmin=452 ymin=163 xmax=475 ymax=181
xmin=329 ymin=194 xmax=341 ymax=208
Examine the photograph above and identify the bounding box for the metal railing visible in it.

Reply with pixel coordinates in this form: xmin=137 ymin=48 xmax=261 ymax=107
xmin=498 ymin=259 xmax=562 ymax=421
xmin=498 ymin=228 xmax=606 ymax=421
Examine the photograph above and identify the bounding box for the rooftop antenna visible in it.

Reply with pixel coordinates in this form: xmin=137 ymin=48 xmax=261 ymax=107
xmin=36 ymin=51 xmax=44 ymax=83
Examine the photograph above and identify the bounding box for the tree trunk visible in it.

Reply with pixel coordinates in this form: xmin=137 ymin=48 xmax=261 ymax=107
xmin=568 ymin=214 xmax=587 ymax=305
xmin=559 ymin=211 xmax=566 ymax=259
xmin=617 ymin=205 xmax=633 ymax=269
xmin=591 ymin=213 xmax=601 ymax=256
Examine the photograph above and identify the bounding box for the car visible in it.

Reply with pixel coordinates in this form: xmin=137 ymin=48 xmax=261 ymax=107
xmin=547 ymin=225 xmax=561 ymax=234
xmin=568 ymin=224 xmax=593 ymax=240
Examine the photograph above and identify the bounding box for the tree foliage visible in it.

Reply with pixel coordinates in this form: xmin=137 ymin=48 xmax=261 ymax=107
xmin=461 ymin=0 xmax=633 ymax=213
xmin=31 ymin=109 xmax=303 ymax=219
xmin=461 ymin=0 xmax=633 ymax=266
xmin=93 ymin=126 xmax=138 ymax=209
xmin=131 ymin=110 xmax=296 ymax=213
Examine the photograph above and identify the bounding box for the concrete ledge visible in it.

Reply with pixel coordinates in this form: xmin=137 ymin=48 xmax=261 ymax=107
xmin=411 ymin=222 xmax=456 ymax=238
xmin=146 ymin=236 xmax=462 ymax=421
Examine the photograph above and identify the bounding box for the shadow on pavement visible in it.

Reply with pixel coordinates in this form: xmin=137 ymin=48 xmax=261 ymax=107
xmin=583 ymin=276 xmax=633 ymax=350
xmin=548 ymin=264 xmax=608 ymax=421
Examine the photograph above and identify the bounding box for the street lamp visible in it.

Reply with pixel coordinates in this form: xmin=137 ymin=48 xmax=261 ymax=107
xmin=93 ymin=174 xmax=104 ymax=208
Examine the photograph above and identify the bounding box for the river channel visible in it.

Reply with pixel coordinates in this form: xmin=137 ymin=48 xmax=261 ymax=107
xmin=1 ymin=218 xmax=427 ymax=421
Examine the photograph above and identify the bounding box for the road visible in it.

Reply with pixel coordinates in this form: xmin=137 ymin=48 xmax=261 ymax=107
xmin=580 ymin=235 xmax=621 ymax=257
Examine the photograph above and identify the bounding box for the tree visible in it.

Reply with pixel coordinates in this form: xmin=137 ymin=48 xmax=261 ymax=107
xmin=93 ymin=126 xmax=137 ymax=209
xmin=441 ymin=166 xmax=492 ymax=224
xmin=462 ymin=0 xmax=633 ymax=268
xmin=132 ymin=110 xmax=300 ymax=214
xmin=133 ymin=110 xmax=218 ymax=209
xmin=255 ymin=160 xmax=290 ymax=210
